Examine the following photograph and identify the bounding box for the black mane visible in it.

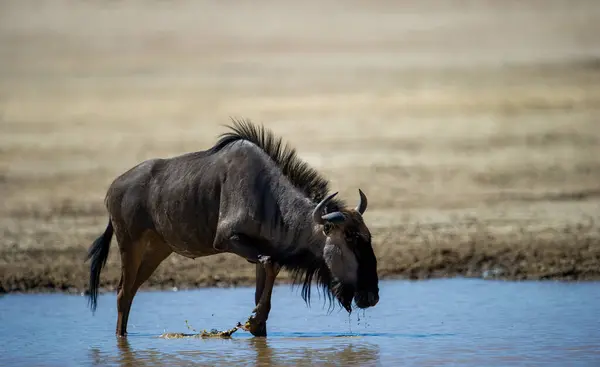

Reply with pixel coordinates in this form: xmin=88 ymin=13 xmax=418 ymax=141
xmin=211 ymin=117 xmax=345 ymax=310
xmin=213 ymin=117 xmax=344 ymax=207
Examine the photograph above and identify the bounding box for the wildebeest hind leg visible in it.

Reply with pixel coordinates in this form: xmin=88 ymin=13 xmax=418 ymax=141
xmin=116 ymin=233 xmax=147 ymax=337
xmin=130 ymin=233 xmax=172 ymax=296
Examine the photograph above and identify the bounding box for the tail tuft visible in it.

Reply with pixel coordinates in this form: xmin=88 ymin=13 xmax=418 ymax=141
xmin=85 ymin=220 xmax=114 ymax=313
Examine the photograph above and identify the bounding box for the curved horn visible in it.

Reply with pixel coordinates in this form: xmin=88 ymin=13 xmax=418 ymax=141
xmin=322 ymin=211 xmax=346 ymax=224
xmin=312 ymin=192 xmax=338 ymax=224
xmin=355 ymin=189 xmax=368 ymax=214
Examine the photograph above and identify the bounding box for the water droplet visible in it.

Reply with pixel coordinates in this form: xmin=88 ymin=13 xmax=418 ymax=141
xmin=347 ymin=313 xmax=352 ymax=334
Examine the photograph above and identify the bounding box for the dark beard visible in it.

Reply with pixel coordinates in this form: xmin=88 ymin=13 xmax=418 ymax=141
xmin=331 ymin=280 xmax=355 ymax=313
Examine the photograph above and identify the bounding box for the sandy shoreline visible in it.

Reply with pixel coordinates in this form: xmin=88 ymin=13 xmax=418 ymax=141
xmin=2 ymin=210 xmax=599 ymax=295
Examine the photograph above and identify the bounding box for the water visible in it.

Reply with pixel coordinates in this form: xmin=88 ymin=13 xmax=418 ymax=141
xmin=1 ymin=279 xmax=599 ymax=366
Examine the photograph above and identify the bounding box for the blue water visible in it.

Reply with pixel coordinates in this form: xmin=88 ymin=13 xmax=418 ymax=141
xmin=1 ymin=279 xmax=599 ymax=366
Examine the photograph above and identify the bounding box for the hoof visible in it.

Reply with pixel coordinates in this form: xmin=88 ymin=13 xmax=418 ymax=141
xmin=243 ymin=316 xmax=267 ymax=337
xmin=249 ymin=322 xmax=267 ymax=337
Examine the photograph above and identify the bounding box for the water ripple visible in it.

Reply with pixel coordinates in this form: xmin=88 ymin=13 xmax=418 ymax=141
xmin=1 ymin=279 xmax=599 ymax=366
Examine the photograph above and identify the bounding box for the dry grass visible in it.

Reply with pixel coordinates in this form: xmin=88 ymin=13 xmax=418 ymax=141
xmin=1 ymin=0 xmax=600 ymax=293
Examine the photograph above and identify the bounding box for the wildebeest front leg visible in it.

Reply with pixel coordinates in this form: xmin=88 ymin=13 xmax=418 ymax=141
xmin=244 ymin=255 xmax=280 ymax=337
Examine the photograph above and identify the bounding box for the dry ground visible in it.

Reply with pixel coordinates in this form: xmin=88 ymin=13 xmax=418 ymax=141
xmin=1 ymin=0 xmax=600 ymax=294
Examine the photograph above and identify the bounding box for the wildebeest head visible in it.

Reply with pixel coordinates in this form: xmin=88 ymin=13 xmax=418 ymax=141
xmin=313 ymin=189 xmax=379 ymax=313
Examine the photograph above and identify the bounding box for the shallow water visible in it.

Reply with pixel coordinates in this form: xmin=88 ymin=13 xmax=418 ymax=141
xmin=1 ymin=279 xmax=599 ymax=366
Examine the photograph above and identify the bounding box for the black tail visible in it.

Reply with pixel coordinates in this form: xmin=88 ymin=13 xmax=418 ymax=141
xmin=85 ymin=220 xmax=114 ymax=313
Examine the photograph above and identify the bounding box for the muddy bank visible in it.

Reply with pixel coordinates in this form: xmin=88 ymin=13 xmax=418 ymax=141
xmin=2 ymin=218 xmax=599 ymax=295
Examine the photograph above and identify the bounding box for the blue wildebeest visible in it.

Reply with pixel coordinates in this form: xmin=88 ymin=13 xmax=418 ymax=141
xmin=86 ymin=119 xmax=379 ymax=337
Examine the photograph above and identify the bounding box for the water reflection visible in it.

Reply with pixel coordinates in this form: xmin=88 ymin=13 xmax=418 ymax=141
xmin=90 ymin=336 xmax=380 ymax=366
xmin=90 ymin=339 xmax=168 ymax=367
xmin=247 ymin=337 xmax=380 ymax=366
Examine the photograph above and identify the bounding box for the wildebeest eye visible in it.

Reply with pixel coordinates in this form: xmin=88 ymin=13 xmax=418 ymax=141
xmin=323 ymin=223 xmax=334 ymax=235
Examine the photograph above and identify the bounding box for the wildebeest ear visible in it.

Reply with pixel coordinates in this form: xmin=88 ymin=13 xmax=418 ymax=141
xmin=321 ymin=211 xmax=345 ymax=224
